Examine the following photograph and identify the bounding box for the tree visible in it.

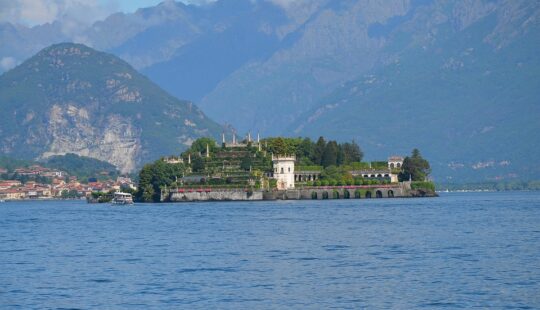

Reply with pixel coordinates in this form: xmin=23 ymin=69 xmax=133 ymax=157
xmin=141 ymin=184 xmax=155 ymax=202
xmin=191 ymin=156 xmax=205 ymax=173
xmin=337 ymin=140 xmax=363 ymax=165
xmin=297 ymin=138 xmax=314 ymax=163
xmin=266 ymin=137 xmax=293 ymax=155
xmin=321 ymin=141 xmax=339 ymax=167
xmin=399 ymin=148 xmax=431 ymax=181
xmin=313 ymin=137 xmax=326 ymax=165
xmin=240 ymin=155 xmax=252 ymax=171
xmin=189 ymin=137 xmax=218 ymax=155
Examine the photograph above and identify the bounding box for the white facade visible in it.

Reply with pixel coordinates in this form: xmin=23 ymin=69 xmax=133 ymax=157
xmin=272 ymin=155 xmax=295 ymax=190
xmin=388 ymin=156 xmax=404 ymax=169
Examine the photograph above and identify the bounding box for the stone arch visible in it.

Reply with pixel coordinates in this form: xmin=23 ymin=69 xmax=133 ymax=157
xmin=376 ymin=190 xmax=383 ymax=198
xmin=354 ymin=189 xmax=362 ymax=199
xmin=397 ymin=163 xmax=401 ymax=168
xmin=370 ymin=174 xmax=376 ymax=178
xmin=390 ymin=163 xmax=395 ymax=169
xmin=388 ymin=190 xmax=394 ymax=198
xmin=377 ymin=174 xmax=382 ymax=178
xmin=343 ymin=190 xmax=350 ymax=199
xmin=365 ymin=191 xmax=372 ymax=199
xmin=322 ymin=191 xmax=329 ymax=199
xmin=333 ymin=190 xmax=340 ymax=199
xmin=311 ymin=191 xmax=318 ymax=199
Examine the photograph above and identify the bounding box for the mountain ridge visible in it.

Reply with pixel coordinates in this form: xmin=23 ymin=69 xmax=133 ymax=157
xmin=0 ymin=42 xmax=223 ymax=173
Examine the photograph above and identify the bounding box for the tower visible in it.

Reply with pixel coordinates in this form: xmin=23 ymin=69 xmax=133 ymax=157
xmin=272 ymin=155 xmax=296 ymax=190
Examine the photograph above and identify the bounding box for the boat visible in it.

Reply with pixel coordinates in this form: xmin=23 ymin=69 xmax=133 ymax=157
xmin=111 ymin=192 xmax=134 ymax=205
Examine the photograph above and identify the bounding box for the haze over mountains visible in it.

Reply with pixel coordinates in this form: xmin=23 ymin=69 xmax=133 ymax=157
xmin=1 ymin=0 xmax=539 ymax=181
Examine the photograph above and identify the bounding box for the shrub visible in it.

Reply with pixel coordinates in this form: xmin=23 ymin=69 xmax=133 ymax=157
xmin=411 ymin=181 xmax=435 ymax=192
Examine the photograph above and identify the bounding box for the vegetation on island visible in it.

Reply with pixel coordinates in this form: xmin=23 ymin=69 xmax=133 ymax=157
xmin=398 ymin=149 xmax=431 ymax=182
xmin=134 ymin=136 xmax=434 ymax=202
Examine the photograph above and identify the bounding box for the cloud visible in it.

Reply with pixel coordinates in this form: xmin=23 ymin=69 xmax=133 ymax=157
xmin=0 ymin=56 xmax=17 ymax=71
xmin=0 ymin=0 xmax=298 ymax=32
xmin=0 ymin=0 xmax=117 ymax=32
xmin=266 ymin=0 xmax=307 ymax=9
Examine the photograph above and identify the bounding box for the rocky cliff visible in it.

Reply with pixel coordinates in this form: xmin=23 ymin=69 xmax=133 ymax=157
xmin=0 ymin=43 xmax=223 ymax=172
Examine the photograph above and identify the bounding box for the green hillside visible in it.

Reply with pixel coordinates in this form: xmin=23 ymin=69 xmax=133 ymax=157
xmin=0 ymin=43 xmax=224 ymax=172
xmin=293 ymin=10 xmax=540 ymax=182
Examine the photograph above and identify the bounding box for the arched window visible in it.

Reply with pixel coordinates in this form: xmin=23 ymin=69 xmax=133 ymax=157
xmin=397 ymin=163 xmax=401 ymax=168
xmin=281 ymin=167 xmax=284 ymax=174
xmin=288 ymin=167 xmax=290 ymax=172
xmin=390 ymin=163 xmax=395 ymax=169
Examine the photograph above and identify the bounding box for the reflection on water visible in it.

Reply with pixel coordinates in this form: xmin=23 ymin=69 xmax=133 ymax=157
xmin=1 ymin=192 xmax=539 ymax=308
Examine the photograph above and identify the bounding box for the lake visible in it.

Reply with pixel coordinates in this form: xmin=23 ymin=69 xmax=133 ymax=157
xmin=1 ymin=192 xmax=539 ymax=309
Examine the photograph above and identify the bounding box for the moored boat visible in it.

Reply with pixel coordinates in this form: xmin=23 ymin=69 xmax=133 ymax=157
xmin=111 ymin=192 xmax=134 ymax=205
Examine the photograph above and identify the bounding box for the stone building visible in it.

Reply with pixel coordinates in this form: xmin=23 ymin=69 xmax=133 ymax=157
xmin=272 ymin=155 xmax=296 ymax=190
xmin=388 ymin=156 xmax=404 ymax=169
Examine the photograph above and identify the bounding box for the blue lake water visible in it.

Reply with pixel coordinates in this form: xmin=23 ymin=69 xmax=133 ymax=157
xmin=1 ymin=192 xmax=539 ymax=309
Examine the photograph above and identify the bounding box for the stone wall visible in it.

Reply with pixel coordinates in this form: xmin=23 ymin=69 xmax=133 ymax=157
xmin=169 ymin=190 xmax=263 ymax=202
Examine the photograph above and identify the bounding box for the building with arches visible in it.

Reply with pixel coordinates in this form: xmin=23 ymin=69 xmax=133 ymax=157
xmin=388 ymin=156 xmax=404 ymax=169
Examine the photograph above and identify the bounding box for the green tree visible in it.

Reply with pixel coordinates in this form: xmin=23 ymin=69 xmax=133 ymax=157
xmin=191 ymin=156 xmax=205 ymax=173
xmin=399 ymin=149 xmax=431 ymax=181
xmin=240 ymin=155 xmax=252 ymax=171
xmin=322 ymin=141 xmax=339 ymax=167
xmin=189 ymin=137 xmax=218 ymax=155
xmin=313 ymin=136 xmax=326 ymax=165
xmin=340 ymin=140 xmax=363 ymax=164
xmin=141 ymin=184 xmax=155 ymax=202
xmin=297 ymin=138 xmax=314 ymax=163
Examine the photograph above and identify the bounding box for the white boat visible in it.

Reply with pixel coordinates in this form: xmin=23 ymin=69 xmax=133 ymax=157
xmin=111 ymin=192 xmax=134 ymax=205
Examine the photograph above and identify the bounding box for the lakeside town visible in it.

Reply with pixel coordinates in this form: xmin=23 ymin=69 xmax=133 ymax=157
xmin=0 ymin=164 xmax=135 ymax=201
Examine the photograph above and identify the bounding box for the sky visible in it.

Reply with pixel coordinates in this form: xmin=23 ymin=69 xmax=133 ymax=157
xmin=0 ymin=0 xmax=299 ymax=27
xmin=0 ymin=0 xmax=211 ymax=27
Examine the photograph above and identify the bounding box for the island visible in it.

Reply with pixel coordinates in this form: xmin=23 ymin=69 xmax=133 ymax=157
xmin=135 ymin=135 xmax=436 ymax=202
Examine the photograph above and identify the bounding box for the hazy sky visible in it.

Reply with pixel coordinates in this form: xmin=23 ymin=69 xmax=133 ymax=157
xmin=0 ymin=0 xmax=212 ymax=27
xmin=0 ymin=0 xmax=298 ymax=28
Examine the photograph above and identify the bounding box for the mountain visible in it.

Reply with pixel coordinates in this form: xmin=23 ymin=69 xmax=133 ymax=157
xmin=0 ymin=43 xmax=223 ymax=173
xmin=1 ymin=0 xmax=538 ymax=181
xmin=199 ymin=0 xmax=410 ymax=133
xmin=291 ymin=0 xmax=540 ymax=182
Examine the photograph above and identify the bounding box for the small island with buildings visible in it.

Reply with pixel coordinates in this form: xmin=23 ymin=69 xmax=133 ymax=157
xmin=137 ymin=134 xmax=436 ymax=203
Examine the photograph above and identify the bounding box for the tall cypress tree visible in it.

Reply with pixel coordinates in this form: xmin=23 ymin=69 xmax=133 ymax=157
xmin=322 ymin=141 xmax=339 ymax=167
xmin=313 ymin=136 xmax=326 ymax=165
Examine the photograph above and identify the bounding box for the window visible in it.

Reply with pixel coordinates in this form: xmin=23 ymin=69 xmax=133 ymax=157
xmin=281 ymin=167 xmax=284 ymax=174
xmin=288 ymin=167 xmax=290 ymax=172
